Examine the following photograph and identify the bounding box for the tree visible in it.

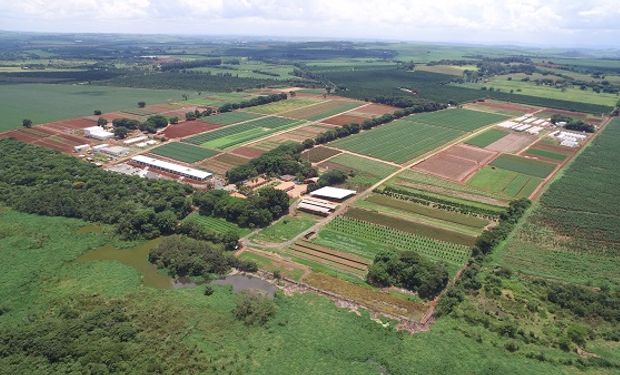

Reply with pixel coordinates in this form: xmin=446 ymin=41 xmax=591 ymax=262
xmin=325 ymin=86 xmax=332 ymax=95
xmin=182 ymin=94 xmax=189 ymax=101
xmin=22 ymin=119 xmax=32 ymax=128
xmin=97 ymin=117 xmax=108 ymax=127
xmin=169 ymin=116 xmax=179 ymax=124
xmin=114 ymin=126 xmax=129 ymax=139
xmin=233 ymin=291 xmax=276 ymax=326
xmin=138 ymin=101 xmax=146 ymax=108
xmin=93 ymin=110 xmax=102 ymax=115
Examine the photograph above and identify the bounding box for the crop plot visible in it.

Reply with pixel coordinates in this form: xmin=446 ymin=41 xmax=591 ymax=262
xmin=331 ymin=120 xmax=464 ymax=164
xmin=300 ymin=146 xmax=341 ymax=163
xmin=197 ymin=153 xmax=250 ymax=175
xmin=241 ymin=98 xmax=322 ymax=115
xmin=464 ymin=128 xmax=509 ymax=148
xmin=322 ymin=113 xmax=369 ymax=126
xmin=199 ymin=111 xmax=262 ymax=126
xmin=484 ymin=132 xmax=538 ymax=153
xmin=467 ymin=166 xmax=542 ymax=199
xmin=351 ymin=103 xmax=399 ymax=116
xmin=413 ymin=144 xmax=497 ymax=181
xmin=150 ymin=142 xmax=219 ymax=163
xmin=522 ymin=141 xmax=573 ymax=163
xmin=463 ymin=100 xmax=539 ymax=116
xmin=38 ymin=117 xmax=99 ymax=133
xmin=490 ymin=154 xmax=556 ymax=178
xmin=280 ymin=100 xmax=363 ymax=121
xmin=161 ymin=121 xmax=221 ymax=138
xmin=184 ymin=116 xmax=305 ymax=150
xmin=264 ymin=124 xmax=333 ymax=144
xmin=0 ymin=126 xmax=94 ymax=153
xmin=230 ymin=146 xmax=266 ymax=159
xmin=318 ymin=153 xmax=398 ymax=189
xmin=405 ymin=108 xmax=508 ymax=131
xmin=289 ymin=240 xmax=370 ymax=277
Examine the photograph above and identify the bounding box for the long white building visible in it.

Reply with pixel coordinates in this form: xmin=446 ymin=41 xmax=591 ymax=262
xmin=131 ymin=155 xmax=212 ymax=181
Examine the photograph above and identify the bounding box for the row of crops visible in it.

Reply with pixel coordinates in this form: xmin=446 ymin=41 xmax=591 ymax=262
xmin=323 ymin=216 xmax=471 ymax=266
xmin=401 ymin=108 xmax=508 ymax=132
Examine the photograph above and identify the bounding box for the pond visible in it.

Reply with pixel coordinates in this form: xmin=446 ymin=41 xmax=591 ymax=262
xmin=78 ymin=238 xmax=174 ymax=289
xmin=211 ymin=274 xmax=277 ymax=298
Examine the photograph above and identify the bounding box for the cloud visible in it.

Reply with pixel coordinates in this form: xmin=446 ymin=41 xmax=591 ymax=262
xmin=1 ymin=0 xmax=619 ymax=46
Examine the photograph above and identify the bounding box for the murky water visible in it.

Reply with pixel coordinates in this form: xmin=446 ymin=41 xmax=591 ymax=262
xmin=78 ymin=237 xmax=173 ymax=289
xmin=211 ymin=274 xmax=277 ymax=297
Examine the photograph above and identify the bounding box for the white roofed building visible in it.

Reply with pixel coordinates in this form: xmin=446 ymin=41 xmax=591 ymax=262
xmin=84 ymin=126 xmax=114 ymax=141
xmin=309 ymin=186 xmax=356 ymax=201
xmin=130 ymin=155 xmax=212 ymax=181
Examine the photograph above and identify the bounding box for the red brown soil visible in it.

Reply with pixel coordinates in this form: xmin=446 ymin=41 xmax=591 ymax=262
xmin=301 ymin=146 xmax=342 ymax=163
xmin=413 ymin=144 xmax=497 ymax=182
xmin=162 ymin=121 xmax=221 ymax=139
xmin=322 ymin=113 xmax=368 ymax=126
xmin=485 ymin=133 xmax=538 ymax=153
xmin=467 ymin=100 xmax=538 ymax=114
xmin=197 ymin=153 xmax=250 ymax=175
xmin=100 ymin=112 xmax=145 ymax=122
xmin=231 ymin=146 xmax=265 ymax=159
xmin=354 ymin=103 xmax=398 ymax=116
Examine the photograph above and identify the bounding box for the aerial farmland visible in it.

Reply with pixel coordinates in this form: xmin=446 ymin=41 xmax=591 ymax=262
xmin=0 ymin=24 xmax=619 ymax=375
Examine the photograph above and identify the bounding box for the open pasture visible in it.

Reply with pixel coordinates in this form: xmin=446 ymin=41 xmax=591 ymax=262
xmin=150 ymin=142 xmax=219 ymax=163
xmin=484 ymin=132 xmax=538 ymax=153
xmin=467 ymin=166 xmax=542 ymax=199
xmin=464 ymin=128 xmax=509 ymax=148
xmin=331 ymin=120 xmax=464 ymax=164
xmin=161 ymin=121 xmax=221 ymax=139
xmin=280 ymin=100 xmax=363 ymax=121
xmin=404 ymin=108 xmax=508 ymax=132
xmin=300 ymin=146 xmax=342 ymax=163
xmin=197 ymin=152 xmax=249 ymax=175
xmin=318 ymin=153 xmax=398 ymax=189
xmin=199 ymin=111 xmax=262 ymax=126
xmin=241 ymin=98 xmax=322 ymax=115
xmin=490 ymin=154 xmax=556 ymax=178
xmin=413 ymin=144 xmax=497 ymax=181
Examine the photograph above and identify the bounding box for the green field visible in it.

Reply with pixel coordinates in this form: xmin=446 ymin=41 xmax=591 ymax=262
xmin=490 ymin=154 xmax=556 ymax=178
xmin=465 ymin=128 xmax=508 ymax=147
xmin=150 ymin=142 xmax=219 ymax=163
xmin=242 ymin=98 xmax=321 ymax=115
xmin=186 ymin=116 xmax=306 ymax=150
xmin=253 ymin=213 xmax=317 ymax=243
xmin=405 ymin=108 xmax=508 ymax=131
xmin=179 ymin=92 xmax=257 ymax=106
xmin=524 ymin=148 xmax=567 ymax=161
xmin=467 ymin=166 xmax=542 ymax=199
xmin=320 ymin=153 xmax=398 ymax=189
xmin=313 ymin=216 xmax=470 ymax=275
xmin=201 ymin=111 xmax=263 ymax=126
xmin=331 ymin=120 xmax=464 ymax=164
xmin=182 ymin=212 xmax=252 ymax=237
xmin=0 ymin=84 xmax=204 ymax=131
xmin=303 ymin=102 xmax=362 ymax=121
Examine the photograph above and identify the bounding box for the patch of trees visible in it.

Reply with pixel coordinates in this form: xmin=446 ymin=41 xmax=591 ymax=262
xmin=159 ymin=58 xmax=223 ymax=72
xmin=177 ymin=220 xmax=239 ymax=250
xmin=0 ymin=139 xmax=192 ymax=239
xmin=307 ymin=170 xmax=348 ymax=193
xmin=194 ymin=187 xmax=290 ymax=228
xmin=233 ymin=291 xmax=277 ymax=326
xmin=550 ymin=114 xmax=595 ymax=133
xmin=111 ymin=115 xmax=169 ymax=134
xmin=219 ymin=93 xmax=288 ymax=113
xmin=251 ymin=69 xmax=280 ymax=77
xmin=367 ymin=250 xmax=449 ymax=299
xmin=149 ymin=235 xmax=255 ymax=278
xmin=547 ymin=284 xmax=619 ymax=322
xmin=226 ymin=143 xmax=317 ymax=184
xmin=435 ymin=199 xmax=531 ymax=316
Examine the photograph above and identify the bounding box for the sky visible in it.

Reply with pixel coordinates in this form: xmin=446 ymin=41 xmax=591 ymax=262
xmin=1 ymin=0 xmax=619 ymax=48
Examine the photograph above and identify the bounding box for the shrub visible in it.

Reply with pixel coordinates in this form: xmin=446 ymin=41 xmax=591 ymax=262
xmin=233 ymin=292 xmax=277 ymax=326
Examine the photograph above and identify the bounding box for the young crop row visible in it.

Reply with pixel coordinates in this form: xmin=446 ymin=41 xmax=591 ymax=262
xmin=326 ymin=216 xmax=471 ymax=265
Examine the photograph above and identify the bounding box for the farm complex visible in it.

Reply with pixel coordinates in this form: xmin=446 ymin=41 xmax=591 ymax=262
xmin=0 ymin=33 xmax=619 ymax=375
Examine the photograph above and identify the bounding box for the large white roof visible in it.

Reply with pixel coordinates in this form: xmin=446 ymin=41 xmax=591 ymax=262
xmin=131 ymin=155 xmax=211 ymax=180
xmin=310 ymin=186 xmax=356 ymax=200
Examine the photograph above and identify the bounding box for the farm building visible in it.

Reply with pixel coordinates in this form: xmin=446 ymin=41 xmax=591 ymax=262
xmin=309 ymin=186 xmax=356 ymax=202
xmin=130 ymin=155 xmax=212 ymax=181
xmin=74 ymin=144 xmax=90 ymax=153
xmin=123 ymin=135 xmax=149 ymax=145
xmin=297 ymin=197 xmax=339 ymax=216
xmin=97 ymin=146 xmax=130 ymax=157
xmin=84 ymin=126 xmax=114 ymax=141
xmin=280 ymin=174 xmax=296 ymax=182
xmin=275 ymin=181 xmax=295 ymax=192
xmin=245 ymin=177 xmax=268 ymax=189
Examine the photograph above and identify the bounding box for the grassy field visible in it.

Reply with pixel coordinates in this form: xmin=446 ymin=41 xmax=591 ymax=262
xmin=200 ymin=111 xmax=263 ymax=126
xmin=150 ymin=142 xmax=219 ymax=163
xmin=524 ymin=148 xmax=567 ymax=161
xmin=0 ymin=84 xmax=203 ymax=131
xmin=455 ymin=75 xmax=619 ymax=107
xmin=253 ymin=213 xmax=318 ymax=243
xmin=282 ymin=101 xmax=363 ymax=121
xmin=182 ymin=212 xmax=252 ymax=237
xmin=242 ymin=98 xmax=322 ymax=115
xmin=319 ymin=153 xmax=398 ymax=189
xmin=331 ymin=120 xmax=464 ymax=164
xmin=465 ymin=128 xmax=508 ymax=147
xmin=490 ymin=154 xmax=556 ymax=178
xmin=185 ymin=116 xmax=305 ymax=149
xmin=406 ymin=108 xmax=508 ymax=131
xmin=467 ymin=166 xmax=542 ymax=199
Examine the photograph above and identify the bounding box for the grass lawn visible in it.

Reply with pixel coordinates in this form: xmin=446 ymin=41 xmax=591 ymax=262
xmin=0 ymin=83 xmax=200 ymax=131
xmin=150 ymin=142 xmax=219 ymax=163
xmin=490 ymin=154 xmax=556 ymax=178
xmin=253 ymin=213 xmax=318 ymax=243
xmin=464 ymin=128 xmax=508 ymax=147
xmin=182 ymin=212 xmax=252 ymax=237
